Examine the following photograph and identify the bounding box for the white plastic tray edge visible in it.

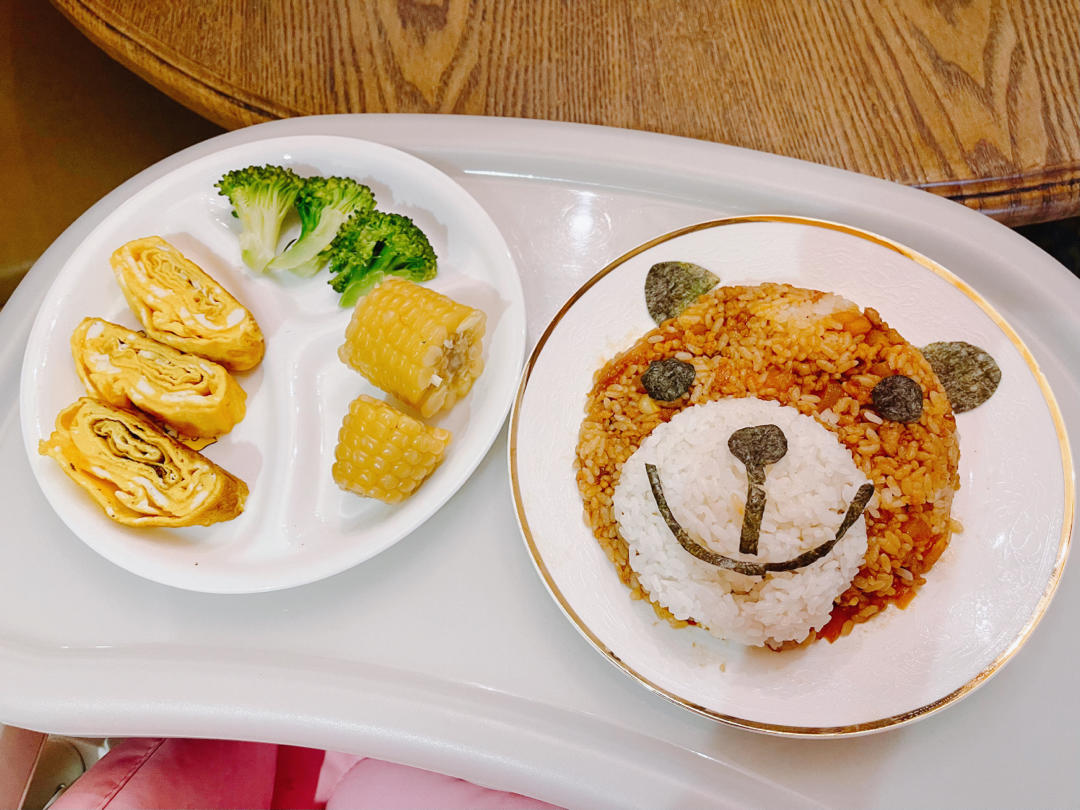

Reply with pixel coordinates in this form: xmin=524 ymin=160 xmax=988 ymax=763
xmin=0 ymin=637 xmax=820 ymax=810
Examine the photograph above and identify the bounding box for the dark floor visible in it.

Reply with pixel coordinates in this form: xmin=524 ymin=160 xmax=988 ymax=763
xmin=0 ymin=0 xmax=223 ymax=307
xmin=1015 ymin=218 xmax=1080 ymax=276
xmin=1 ymin=0 xmax=1077 ymax=312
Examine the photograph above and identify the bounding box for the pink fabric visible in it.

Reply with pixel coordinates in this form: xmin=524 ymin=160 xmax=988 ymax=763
xmin=325 ymin=758 xmax=561 ymax=810
xmin=271 ymin=746 xmax=326 ymax=810
xmin=313 ymin=751 xmax=364 ymax=807
xmin=52 ymin=738 xmax=562 ymax=810
xmin=51 ymin=738 xmax=277 ymax=810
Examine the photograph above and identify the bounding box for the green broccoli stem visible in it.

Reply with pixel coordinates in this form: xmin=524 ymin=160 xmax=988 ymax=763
xmin=295 ymin=203 xmax=324 ymax=240
xmin=340 ymin=273 xmax=384 ymax=308
xmin=337 ymin=242 xmax=397 ymax=307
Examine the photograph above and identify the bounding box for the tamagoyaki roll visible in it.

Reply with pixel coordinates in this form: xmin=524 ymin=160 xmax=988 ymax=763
xmin=110 ymin=236 xmax=265 ymax=371
xmin=39 ymin=398 xmax=248 ymax=528
xmin=71 ymin=317 xmax=246 ymax=446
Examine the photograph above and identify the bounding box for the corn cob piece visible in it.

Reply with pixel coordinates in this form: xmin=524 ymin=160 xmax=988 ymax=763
xmin=338 ymin=277 xmax=485 ymax=418
xmin=333 ymin=395 xmax=451 ymax=504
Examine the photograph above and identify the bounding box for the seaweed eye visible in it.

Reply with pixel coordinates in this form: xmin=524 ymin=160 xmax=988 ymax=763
xmin=871 ymin=375 xmax=923 ymax=423
xmin=641 ymin=358 xmax=695 ymax=402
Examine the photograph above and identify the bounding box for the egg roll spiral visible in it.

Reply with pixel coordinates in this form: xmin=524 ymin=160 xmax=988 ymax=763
xmin=72 ymin=318 xmax=246 ymax=444
xmin=110 ymin=236 xmax=265 ymax=371
xmin=39 ymin=398 xmax=247 ymax=527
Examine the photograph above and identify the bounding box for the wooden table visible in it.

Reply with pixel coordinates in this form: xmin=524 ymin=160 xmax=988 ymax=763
xmin=50 ymin=0 xmax=1080 ymax=226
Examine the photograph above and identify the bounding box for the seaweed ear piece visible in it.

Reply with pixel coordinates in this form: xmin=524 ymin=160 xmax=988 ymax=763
xmin=920 ymin=341 xmax=1002 ymax=414
xmin=644 ymin=261 xmax=719 ymax=324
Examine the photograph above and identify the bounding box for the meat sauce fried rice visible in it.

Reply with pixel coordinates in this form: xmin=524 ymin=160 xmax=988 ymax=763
xmin=574 ymin=283 xmax=961 ymax=647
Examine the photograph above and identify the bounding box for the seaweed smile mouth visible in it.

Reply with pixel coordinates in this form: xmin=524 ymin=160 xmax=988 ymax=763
xmin=644 ymin=422 xmax=875 ymax=576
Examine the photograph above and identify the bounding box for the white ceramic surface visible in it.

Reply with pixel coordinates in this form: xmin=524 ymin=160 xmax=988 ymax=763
xmin=3 ymin=116 xmax=1079 ymax=810
xmin=511 ymin=217 xmax=1070 ymax=733
xmin=19 ymin=134 xmax=525 ymax=593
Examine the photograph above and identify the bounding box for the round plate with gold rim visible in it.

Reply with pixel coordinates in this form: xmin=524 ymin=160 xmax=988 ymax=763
xmin=509 ymin=216 xmax=1073 ymax=736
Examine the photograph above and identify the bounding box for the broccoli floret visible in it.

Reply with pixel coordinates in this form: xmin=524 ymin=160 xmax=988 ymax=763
xmin=326 ymin=211 xmax=438 ymax=307
xmin=268 ymin=176 xmax=376 ymax=276
xmin=215 ymin=165 xmax=303 ymax=273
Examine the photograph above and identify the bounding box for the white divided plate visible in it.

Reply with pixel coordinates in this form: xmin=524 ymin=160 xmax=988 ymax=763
xmin=21 ymin=134 xmax=525 ymax=593
xmin=510 ymin=216 xmax=1072 ymax=735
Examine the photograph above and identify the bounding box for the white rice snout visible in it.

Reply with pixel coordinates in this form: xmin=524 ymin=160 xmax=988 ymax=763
xmin=613 ymin=398 xmax=870 ymax=647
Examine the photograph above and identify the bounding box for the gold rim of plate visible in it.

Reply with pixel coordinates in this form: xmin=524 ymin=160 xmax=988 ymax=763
xmin=507 ymin=214 xmax=1075 ymax=737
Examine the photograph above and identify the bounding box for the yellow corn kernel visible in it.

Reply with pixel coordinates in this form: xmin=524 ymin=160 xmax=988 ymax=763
xmin=332 ymin=395 xmax=452 ymax=504
xmin=338 ymin=277 xmax=486 ymax=418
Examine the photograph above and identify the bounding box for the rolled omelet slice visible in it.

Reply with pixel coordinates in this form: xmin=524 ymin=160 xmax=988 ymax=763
xmin=71 ymin=317 xmax=246 ymax=445
xmin=39 ymin=398 xmax=248 ymax=528
xmin=110 ymin=236 xmax=265 ymax=371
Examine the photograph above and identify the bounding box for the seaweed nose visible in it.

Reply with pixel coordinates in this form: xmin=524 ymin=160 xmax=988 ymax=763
xmin=727 ymin=424 xmax=787 ymax=555
xmin=727 ymin=424 xmax=788 ymax=467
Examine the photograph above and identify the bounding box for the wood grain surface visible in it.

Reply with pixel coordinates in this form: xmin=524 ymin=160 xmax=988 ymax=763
xmin=51 ymin=0 xmax=1080 ymax=224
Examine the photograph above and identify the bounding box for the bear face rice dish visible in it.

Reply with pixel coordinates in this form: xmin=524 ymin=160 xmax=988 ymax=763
xmin=575 ymin=281 xmax=962 ymax=648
